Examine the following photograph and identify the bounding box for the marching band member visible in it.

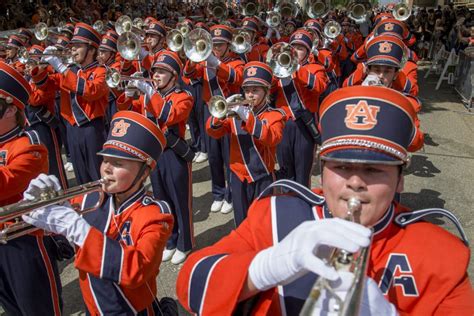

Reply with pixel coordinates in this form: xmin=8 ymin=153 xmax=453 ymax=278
xmin=183 ymin=24 xmax=244 ymax=214
xmin=5 ymin=35 xmax=25 ymax=73
xmin=176 ymin=86 xmax=473 ymax=315
xmin=274 ymin=29 xmax=328 ymax=187
xmin=31 ymin=22 xmax=109 ymax=184
xmin=25 ymin=45 xmax=68 ymax=189
xmin=206 ymin=62 xmax=286 ymax=227
xmin=239 ymin=17 xmax=270 ymax=63
xmin=23 ymin=111 xmax=175 ymax=315
xmin=141 ymin=20 xmax=168 ymax=72
xmin=0 ymin=62 xmax=62 ymax=316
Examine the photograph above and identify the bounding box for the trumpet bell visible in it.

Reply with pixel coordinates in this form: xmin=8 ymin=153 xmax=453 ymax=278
xmin=167 ymin=29 xmax=185 ymax=52
xmin=117 ymin=31 xmax=141 ymax=61
xmin=276 ymin=1 xmax=299 ymax=19
xmin=242 ymin=2 xmax=260 ymax=16
xmin=133 ymin=17 xmax=144 ymax=30
xmin=177 ymin=23 xmax=191 ymax=37
xmin=93 ymin=20 xmax=104 ymax=33
xmin=208 ymin=95 xmax=229 ymax=119
xmin=184 ymin=28 xmax=213 ymax=63
xmin=266 ymin=11 xmax=281 ymax=28
xmin=18 ymin=47 xmax=30 ymax=64
xmin=348 ymin=2 xmax=371 ymax=24
xmin=324 ymin=20 xmax=341 ymax=39
xmin=208 ymin=2 xmax=228 ymax=21
xmin=231 ymin=31 xmax=251 ymax=54
xmin=307 ymin=0 xmax=329 ymax=19
xmin=266 ymin=42 xmax=299 ymax=78
xmin=106 ymin=68 xmax=122 ymax=88
xmin=116 ymin=15 xmax=133 ymax=35
xmin=393 ymin=3 xmax=411 ymax=21
xmin=35 ymin=22 xmax=49 ymax=41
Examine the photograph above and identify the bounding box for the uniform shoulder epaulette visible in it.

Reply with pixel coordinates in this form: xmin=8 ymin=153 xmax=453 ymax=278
xmin=395 ymin=208 xmax=469 ymax=246
xmin=267 ymin=107 xmax=287 ymax=116
xmin=141 ymin=195 xmax=172 ymax=214
xmin=21 ymin=130 xmax=41 ymax=145
xmin=257 ymin=179 xmax=325 ymax=206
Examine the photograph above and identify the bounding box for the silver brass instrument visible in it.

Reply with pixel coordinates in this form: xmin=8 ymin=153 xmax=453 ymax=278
xmin=117 ymin=31 xmax=142 ymax=61
xmin=241 ymin=1 xmax=260 ymax=16
xmin=348 ymin=1 xmax=372 ymax=24
xmin=231 ymin=30 xmax=251 ymax=54
xmin=183 ymin=28 xmax=213 ymax=63
xmin=133 ymin=17 xmax=144 ymax=30
xmin=266 ymin=42 xmax=299 ymax=78
xmin=106 ymin=67 xmax=154 ymax=88
xmin=115 ymin=15 xmax=145 ymax=37
xmin=324 ymin=20 xmax=342 ymax=39
xmin=307 ymin=0 xmax=329 ymax=19
xmin=208 ymin=95 xmax=253 ymax=119
xmin=93 ymin=20 xmax=105 ymax=33
xmin=166 ymin=29 xmax=185 ymax=52
xmin=300 ymin=197 xmax=371 ymax=316
xmin=207 ymin=1 xmax=228 ymax=21
xmin=275 ymin=0 xmax=300 ymax=20
xmin=18 ymin=46 xmax=71 ymax=65
xmin=0 ymin=179 xmax=107 ymax=244
xmin=393 ymin=2 xmax=411 ymax=21
xmin=266 ymin=11 xmax=282 ymax=28
xmin=176 ymin=22 xmax=191 ymax=37
xmin=34 ymin=22 xmax=60 ymax=41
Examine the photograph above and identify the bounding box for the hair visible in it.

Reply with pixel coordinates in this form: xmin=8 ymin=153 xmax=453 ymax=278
xmin=0 ymin=100 xmax=25 ymax=127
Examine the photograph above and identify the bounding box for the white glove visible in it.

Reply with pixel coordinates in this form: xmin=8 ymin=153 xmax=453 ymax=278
xmin=42 ymin=46 xmax=67 ymax=74
xmin=232 ymin=105 xmax=250 ymax=121
xmin=265 ymin=27 xmax=274 ymax=39
xmin=312 ymin=272 xmax=397 ymax=316
xmin=226 ymin=94 xmax=243 ymax=103
xmin=248 ymin=219 xmax=371 ymax=291
xmin=206 ymin=54 xmax=221 ymax=68
xmin=139 ymin=47 xmax=149 ymax=60
xmin=274 ymin=28 xmax=281 ymax=40
xmin=125 ymin=87 xmax=139 ymax=99
xmin=23 ymin=173 xmax=62 ymax=201
xmin=135 ymin=80 xmax=155 ymax=99
xmin=22 ymin=204 xmax=91 ymax=247
xmin=362 ymin=74 xmax=383 ymax=86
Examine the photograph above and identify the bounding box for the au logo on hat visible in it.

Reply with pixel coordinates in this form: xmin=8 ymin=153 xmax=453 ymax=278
xmin=294 ymin=33 xmax=303 ymax=39
xmin=379 ymin=42 xmax=393 ymax=53
xmin=111 ymin=119 xmax=131 ymax=137
xmin=344 ymin=101 xmax=380 ymax=130
xmin=214 ymin=29 xmax=222 ymax=36
xmin=247 ymin=67 xmax=257 ymax=76
xmin=102 ymin=38 xmax=107 ymax=44
xmin=384 ymin=23 xmax=395 ymax=31
xmin=243 ymin=21 xmax=249 ymax=25
xmin=150 ymin=23 xmax=156 ymax=28
xmin=157 ymin=55 xmax=166 ymax=62
xmin=74 ymin=28 xmax=79 ymax=35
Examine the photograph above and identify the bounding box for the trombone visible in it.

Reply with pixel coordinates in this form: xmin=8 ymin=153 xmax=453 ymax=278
xmin=105 ymin=67 xmax=154 ymax=88
xmin=231 ymin=30 xmax=252 ymax=54
xmin=18 ymin=47 xmax=72 ymax=65
xmin=183 ymin=28 xmax=213 ymax=63
xmin=300 ymin=198 xmax=371 ymax=316
xmin=0 ymin=179 xmax=107 ymax=244
xmin=266 ymin=42 xmax=299 ymax=78
xmin=208 ymin=95 xmax=253 ymax=119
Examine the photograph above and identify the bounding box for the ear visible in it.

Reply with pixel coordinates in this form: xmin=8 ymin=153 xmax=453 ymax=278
xmin=396 ymin=174 xmax=404 ymax=193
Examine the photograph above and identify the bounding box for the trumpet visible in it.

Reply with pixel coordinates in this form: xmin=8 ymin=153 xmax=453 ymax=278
xmin=207 ymin=1 xmax=228 ymax=21
xmin=300 ymin=198 xmax=371 ymax=315
xmin=176 ymin=22 xmax=191 ymax=37
xmin=105 ymin=68 xmax=154 ymax=88
xmin=34 ymin=22 xmax=60 ymax=41
xmin=0 ymin=179 xmax=107 ymax=244
xmin=231 ymin=30 xmax=251 ymax=54
xmin=348 ymin=1 xmax=372 ymax=24
xmin=324 ymin=20 xmax=342 ymax=39
xmin=115 ymin=15 xmax=145 ymax=37
xmin=393 ymin=2 xmax=411 ymax=21
xmin=93 ymin=20 xmax=105 ymax=33
xmin=133 ymin=17 xmax=144 ymax=30
xmin=266 ymin=42 xmax=299 ymax=78
xmin=266 ymin=11 xmax=282 ymax=28
xmin=117 ymin=31 xmax=142 ymax=61
xmin=166 ymin=29 xmax=185 ymax=52
xmin=183 ymin=28 xmax=213 ymax=63
xmin=18 ymin=47 xmax=71 ymax=65
xmin=307 ymin=0 xmax=329 ymax=19
xmin=275 ymin=0 xmax=299 ymax=20
xmin=208 ymin=95 xmax=253 ymax=119
xmin=241 ymin=1 xmax=260 ymax=16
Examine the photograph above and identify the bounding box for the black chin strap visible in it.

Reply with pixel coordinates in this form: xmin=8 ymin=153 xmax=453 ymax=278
xmin=113 ymin=163 xmax=149 ymax=196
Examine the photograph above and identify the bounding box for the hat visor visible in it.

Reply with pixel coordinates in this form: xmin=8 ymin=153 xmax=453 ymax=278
xmin=97 ymin=147 xmax=145 ymax=163
xmin=320 ymin=148 xmax=404 ymax=165
xmin=366 ymin=58 xmax=400 ymax=68
xmin=151 ymin=63 xmax=176 ymax=74
xmin=242 ymin=79 xmax=271 ymax=88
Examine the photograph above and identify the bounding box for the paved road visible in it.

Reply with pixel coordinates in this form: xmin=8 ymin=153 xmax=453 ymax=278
xmin=4 ymin=66 xmax=473 ymax=315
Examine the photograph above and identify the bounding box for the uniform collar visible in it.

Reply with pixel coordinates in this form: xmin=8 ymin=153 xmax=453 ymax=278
xmin=320 ymin=202 xmax=395 ymax=237
xmin=158 ymin=85 xmax=176 ymax=98
xmin=110 ymin=186 xmax=147 ymax=216
xmin=81 ymin=60 xmax=99 ymax=71
xmin=0 ymin=126 xmax=22 ymax=145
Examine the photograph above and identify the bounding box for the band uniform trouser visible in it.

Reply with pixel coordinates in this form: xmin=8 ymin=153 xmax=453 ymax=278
xmin=55 ymin=93 xmax=72 ymax=164
xmin=105 ymin=93 xmax=118 ymax=135
xmin=230 ymin=171 xmax=274 ymax=227
xmin=26 ymin=123 xmax=68 ymax=189
xmin=0 ymin=235 xmax=62 ymax=316
xmin=276 ymin=118 xmax=316 ymax=188
xmin=186 ymin=81 xmax=207 ymax=155
xmin=150 ymin=149 xmax=194 ymax=252
xmin=66 ymin=118 xmax=106 ymax=184
xmin=204 ymin=104 xmax=232 ymax=203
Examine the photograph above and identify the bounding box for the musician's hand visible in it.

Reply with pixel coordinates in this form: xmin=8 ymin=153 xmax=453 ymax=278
xmin=225 ymin=94 xmax=243 ymax=104
xmin=22 ymin=204 xmax=91 ymax=247
xmin=23 ymin=173 xmax=62 ymax=201
xmin=206 ymin=54 xmax=220 ymax=68
xmin=313 ymin=272 xmax=397 ymax=316
xmin=265 ymin=27 xmax=274 ymax=39
xmin=42 ymin=46 xmax=67 ymax=74
xmin=248 ymin=219 xmax=371 ymax=291
xmin=232 ymin=105 xmax=250 ymax=121
xmin=134 ymin=79 xmax=155 ymax=99
xmin=138 ymin=47 xmax=149 ymax=60
xmin=362 ymin=73 xmax=383 ymax=86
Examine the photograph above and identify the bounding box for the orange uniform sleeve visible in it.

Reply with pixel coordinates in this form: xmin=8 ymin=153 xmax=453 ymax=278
xmin=205 ymin=116 xmax=231 ymax=139
xmin=243 ymin=110 xmax=286 ymax=147
xmin=61 ymin=67 xmax=109 ymax=101
xmin=317 ymin=49 xmax=336 ymax=72
xmin=183 ymin=60 xmax=204 ymax=80
xmin=343 ymin=62 xmax=366 ymax=87
xmin=149 ymin=92 xmax=193 ymax=127
xmin=176 ymin=197 xmax=274 ymax=315
xmin=216 ymin=59 xmax=244 ymax=86
xmin=0 ymin=140 xmax=48 ymax=202
xmin=293 ymin=64 xmax=328 ymax=94
xmin=74 ymin=207 xmax=173 ymax=288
